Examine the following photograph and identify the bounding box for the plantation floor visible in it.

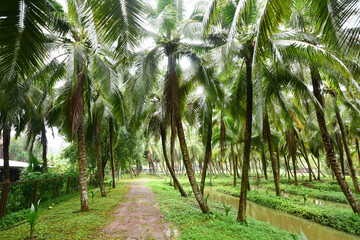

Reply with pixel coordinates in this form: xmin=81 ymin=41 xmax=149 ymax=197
xmin=101 ymin=179 xmax=171 ymax=239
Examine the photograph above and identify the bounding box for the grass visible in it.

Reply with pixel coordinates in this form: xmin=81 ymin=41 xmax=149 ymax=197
xmin=0 ymin=182 xmax=128 ymax=240
xmin=147 ymin=178 xmax=298 ymax=240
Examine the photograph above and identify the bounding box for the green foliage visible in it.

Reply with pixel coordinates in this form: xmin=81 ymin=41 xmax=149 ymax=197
xmin=26 ymin=153 xmax=43 ymax=173
xmin=114 ymin=127 xmax=144 ymax=171
xmin=6 ymin=171 xmax=78 ymax=214
xmin=289 ymin=230 xmax=308 ymax=240
xmin=0 ymin=191 xmax=78 ymax=230
xmin=222 ymin=202 xmax=231 ymax=216
xmin=302 ymin=194 xmax=307 ymax=204
xmin=205 ymin=193 xmax=210 ymax=203
xmin=265 ymin=180 xmax=360 ymax=204
xmin=28 ymin=200 xmax=40 ymax=239
xmin=9 ymin=137 xmax=41 ymax=162
xmin=90 ymin=189 xmax=99 ymax=203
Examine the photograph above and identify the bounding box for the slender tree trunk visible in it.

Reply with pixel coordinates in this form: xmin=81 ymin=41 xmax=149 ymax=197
xmin=41 ymin=129 xmax=48 ymax=173
xmin=78 ymin=120 xmax=89 ymax=211
xmin=170 ymin=115 xmax=176 ymax=187
xmin=311 ymin=68 xmax=360 ymax=213
xmin=200 ymin=108 xmax=212 ymax=195
xmin=231 ymin=144 xmax=237 ymax=187
xmin=261 ymin=149 xmax=268 ymax=180
xmin=109 ymin=120 xmax=116 ymax=188
xmin=130 ymin=158 xmax=133 ymax=178
xmin=160 ymin=125 xmax=187 ymax=197
xmin=333 ymin=97 xmax=360 ymax=193
xmin=3 ymin=128 xmax=10 ymax=182
xmin=286 ymin=130 xmax=298 ymax=186
xmin=299 ymin=143 xmax=315 ymax=181
xmin=96 ymin=126 xmax=106 ymax=197
xmin=264 ymin=112 xmax=280 ymax=196
xmin=335 ymin=132 xmax=346 ymax=176
xmin=283 ymin=151 xmax=291 ymax=179
xmin=209 ymin=162 xmax=213 ymax=186
xmin=276 ymin=147 xmax=281 ymax=178
xmin=237 ymin=54 xmax=253 ymax=223
xmin=317 ymin=155 xmax=321 ymax=179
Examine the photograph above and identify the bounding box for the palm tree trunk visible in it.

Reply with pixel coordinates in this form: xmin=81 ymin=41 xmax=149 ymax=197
xmin=276 ymin=147 xmax=281 ymax=178
xmin=130 ymin=158 xmax=133 ymax=178
xmin=261 ymin=148 xmax=268 ymax=180
xmin=3 ymin=128 xmax=11 ymax=182
xmin=286 ymin=130 xmax=298 ymax=185
xmin=200 ymin=110 xmax=213 ymax=195
xmin=109 ymin=119 xmax=116 ymax=188
xmin=78 ymin=119 xmax=89 ymax=211
xmin=335 ymin=132 xmax=346 ymax=176
xmin=237 ymin=55 xmax=253 ymax=223
xmin=231 ymin=144 xmax=237 ymax=187
xmin=96 ymin=126 xmax=106 ymax=197
xmin=41 ymin=129 xmax=48 ymax=173
xmin=167 ymin=48 xmax=209 ymax=212
xmin=311 ymin=68 xmax=360 ymax=213
xmin=170 ymin=115 xmax=176 ymax=188
xmin=264 ymin=111 xmax=280 ymax=196
xmin=333 ymin=97 xmax=360 ymax=193
xmin=299 ymin=141 xmax=315 ymax=181
xmin=160 ymin=124 xmax=187 ymax=197
xmin=283 ymin=151 xmax=291 ymax=179
xmin=175 ymin=108 xmax=209 ymax=212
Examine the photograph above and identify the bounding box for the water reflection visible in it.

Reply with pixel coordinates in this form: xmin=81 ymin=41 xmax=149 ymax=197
xmin=204 ymin=188 xmax=360 ymax=240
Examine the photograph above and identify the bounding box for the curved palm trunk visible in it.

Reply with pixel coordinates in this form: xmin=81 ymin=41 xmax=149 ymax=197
xmin=175 ymin=108 xmax=209 ymax=212
xmin=3 ymin=128 xmax=11 ymax=182
xmin=109 ymin=119 xmax=116 ymax=188
xmin=264 ymin=111 xmax=280 ymax=196
xmin=41 ymin=129 xmax=48 ymax=173
xmin=78 ymin=120 xmax=89 ymax=211
xmin=160 ymin=124 xmax=187 ymax=197
xmin=311 ymin=68 xmax=360 ymax=213
xmin=333 ymin=97 xmax=360 ymax=193
xmin=96 ymin=126 xmax=106 ymax=197
xmin=200 ymin=109 xmax=213 ymax=195
xmin=335 ymin=132 xmax=345 ymax=176
xmin=237 ymin=55 xmax=253 ymax=223
xmin=166 ymin=47 xmax=209 ymax=212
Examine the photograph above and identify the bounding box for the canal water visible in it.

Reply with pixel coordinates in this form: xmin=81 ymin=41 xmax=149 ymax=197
xmin=204 ymin=188 xmax=360 ymax=240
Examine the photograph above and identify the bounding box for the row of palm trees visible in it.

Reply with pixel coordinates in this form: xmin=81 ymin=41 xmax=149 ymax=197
xmin=1 ymin=0 xmax=360 ymax=222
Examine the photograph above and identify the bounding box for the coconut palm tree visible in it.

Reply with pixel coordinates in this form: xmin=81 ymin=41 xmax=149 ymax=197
xmin=203 ymin=0 xmax=293 ymax=222
xmin=0 ymin=0 xmax=58 ymax=182
xmin=271 ymin=1 xmax=360 ymax=213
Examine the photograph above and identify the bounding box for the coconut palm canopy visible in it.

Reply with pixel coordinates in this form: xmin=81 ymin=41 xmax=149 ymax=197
xmin=1 ymin=0 xmax=360 ymax=230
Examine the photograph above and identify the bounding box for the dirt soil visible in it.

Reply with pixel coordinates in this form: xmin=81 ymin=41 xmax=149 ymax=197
xmin=101 ymin=180 xmax=172 ymax=240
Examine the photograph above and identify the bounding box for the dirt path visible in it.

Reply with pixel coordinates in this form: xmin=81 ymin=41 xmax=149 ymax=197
xmin=101 ymin=180 xmax=172 ymax=240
